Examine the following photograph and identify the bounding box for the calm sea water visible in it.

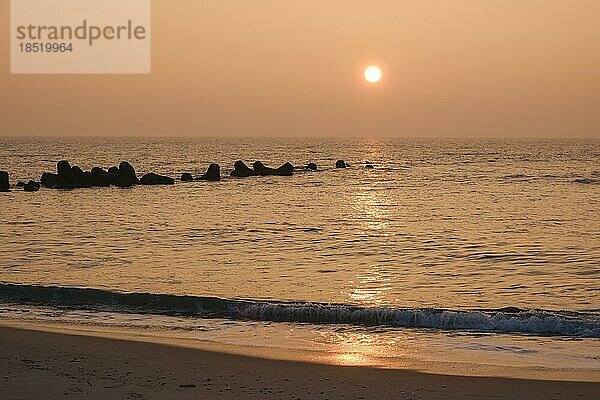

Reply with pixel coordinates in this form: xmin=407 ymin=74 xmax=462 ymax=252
xmin=1 ymin=137 xmax=599 ymax=373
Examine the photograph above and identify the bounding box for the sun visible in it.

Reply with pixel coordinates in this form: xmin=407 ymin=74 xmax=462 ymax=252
xmin=364 ymin=66 xmax=382 ymax=83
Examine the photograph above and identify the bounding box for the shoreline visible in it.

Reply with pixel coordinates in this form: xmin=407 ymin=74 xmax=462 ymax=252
xmin=0 ymin=324 xmax=598 ymax=399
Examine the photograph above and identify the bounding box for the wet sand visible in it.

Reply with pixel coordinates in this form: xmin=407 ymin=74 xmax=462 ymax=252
xmin=0 ymin=326 xmax=598 ymax=399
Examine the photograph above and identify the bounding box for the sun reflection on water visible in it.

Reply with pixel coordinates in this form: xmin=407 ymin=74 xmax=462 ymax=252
xmin=345 ymin=265 xmax=393 ymax=305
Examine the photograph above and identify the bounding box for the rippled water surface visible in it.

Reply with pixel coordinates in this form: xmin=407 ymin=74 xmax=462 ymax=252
xmin=1 ymin=137 xmax=599 ymax=312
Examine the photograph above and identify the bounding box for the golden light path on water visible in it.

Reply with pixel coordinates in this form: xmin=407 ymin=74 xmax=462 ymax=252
xmin=0 ymin=137 xmax=599 ymax=378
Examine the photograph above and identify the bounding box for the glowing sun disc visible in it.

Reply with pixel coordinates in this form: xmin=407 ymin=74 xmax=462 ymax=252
xmin=364 ymin=66 xmax=382 ymax=83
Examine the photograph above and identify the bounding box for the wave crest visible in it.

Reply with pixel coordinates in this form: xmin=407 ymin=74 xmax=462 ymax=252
xmin=0 ymin=283 xmax=598 ymax=338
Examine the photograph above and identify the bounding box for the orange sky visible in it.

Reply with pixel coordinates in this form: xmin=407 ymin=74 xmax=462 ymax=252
xmin=1 ymin=0 xmax=599 ymax=137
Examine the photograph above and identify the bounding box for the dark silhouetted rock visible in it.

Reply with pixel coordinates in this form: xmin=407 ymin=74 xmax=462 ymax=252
xmin=107 ymin=166 xmax=120 ymax=186
xmin=365 ymin=164 xmax=374 ymax=169
xmin=89 ymin=167 xmax=112 ymax=187
xmin=16 ymin=181 xmax=26 ymax=187
xmin=252 ymin=161 xmax=269 ymax=176
xmin=253 ymin=161 xmax=294 ymax=177
xmin=181 ymin=173 xmax=194 ymax=182
xmin=114 ymin=176 xmax=134 ymax=188
xmin=40 ymin=172 xmax=58 ymax=188
xmin=140 ymin=173 xmax=174 ymax=185
xmin=72 ymin=166 xmax=95 ymax=186
xmin=574 ymin=178 xmax=598 ymax=184
xmin=54 ymin=160 xmax=92 ymax=189
xmin=57 ymin=160 xmax=73 ymax=177
xmin=335 ymin=160 xmax=347 ymax=168
xmin=0 ymin=171 xmax=9 ymax=192
xmin=230 ymin=160 xmax=254 ymax=178
xmin=276 ymin=162 xmax=294 ymax=176
xmin=118 ymin=161 xmax=139 ymax=185
xmin=23 ymin=180 xmax=40 ymax=192
xmin=198 ymin=164 xmax=220 ymax=181
xmin=306 ymin=163 xmax=317 ymax=171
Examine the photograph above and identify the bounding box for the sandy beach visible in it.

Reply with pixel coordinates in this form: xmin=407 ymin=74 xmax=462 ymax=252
xmin=0 ymin=325 xmax=597 ymax=400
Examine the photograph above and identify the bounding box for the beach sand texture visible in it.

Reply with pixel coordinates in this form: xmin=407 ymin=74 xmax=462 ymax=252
xmin=1 ymin=326 xmax=598 ymax=400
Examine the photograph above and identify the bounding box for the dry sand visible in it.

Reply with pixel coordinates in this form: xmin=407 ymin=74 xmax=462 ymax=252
xmin=0 ymin=325 xmax=598 ymax=400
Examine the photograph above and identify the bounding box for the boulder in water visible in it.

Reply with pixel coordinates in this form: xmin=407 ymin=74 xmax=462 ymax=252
xmin=197 ymin=164 xmax=220 ymax=181
xmin=140 ymin=172 xmax=175 ymax=185
xmin=89 ymin=167 xmax=112 ymax=187
xmin=118 ymin=161 xmax=139 ymax=185
xmin=23 ymin=180 xmax=40 ymax=192
xmin=54 ymin=160 xmax=93 ymax=189
xmin=253 ymin=161 xmax=294 ymax=176
xmin=230 ymin=160 xmax=254 ymax=178
xmin=276 ymin=162 xmax=294 ymax=176
xmin=16 ymin=181 xmax=26 ymax=187
xmin=0 ymin=171 xmax=9 ymax=192
xmin=54 ymin=160 xmax=78 ymax=189
xmin=365 ymin=164 xmax=374 ymax=169
xmin=335 ymin=160 xmax=347 ymax=168
xmin=306 ymin=163 xmax=317 ymax=171
xmin=40 ymin=172 xmax=58 ymax=188
xmin=181 ymin=172 xmax=194 ymax=182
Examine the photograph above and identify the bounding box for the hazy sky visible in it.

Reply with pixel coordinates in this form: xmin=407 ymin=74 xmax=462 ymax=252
xmin=1 ymin=0 xmax=599 ymax=137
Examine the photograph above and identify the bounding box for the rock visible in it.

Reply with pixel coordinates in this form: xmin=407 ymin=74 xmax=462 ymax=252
xmin=40 ymin=172 xmax=58 ymax=188
xmin=230 ymin=160 xmax=254 ymax=178
xmin=89 ymin=167 xmax=112 ymax=187
xmin=107 ymin=166 xmax=120 ymax=186
xmin=365 ymin=164 xmax=374 ymax=169
xmin=54 ymin=160 xmax=92 ymax=189
xmin=0 ymin=171 xmax=9 ymax=192
xmin=72 ymin=166 xmax=95 ymax=186
xmin=574 ymin=178 xmax=598 ymax=184
xmin=276 ymin=162 xmax=294 ymax=176
xmin=335 ymin=160 xmax=347 ymax=168
xmin=181 ymin=173 xmax=194 ymax=182
xmin=114 ymin=176 xmax=134 ymax=188
xmin=23 ymin=180 xmax=39 ymax=192
xmin=252 ymin=161 xmax=270 ymax=176
xmin=57 ymin=160 xmax=74 ymax=177
xmin=16 ymin=181 xmax=26 ymax=187
xmin=306 ymin=163 xmax=317 ymax=171
xmin=253 ymin=161 xmax=294 ymax=176
xmin=197 ymin=164 xmax=220 ymax=181
xmin=118 ymin=161 xmax=139 ymax=185
xmin=140 ymin=172 xmax=174 ymax=185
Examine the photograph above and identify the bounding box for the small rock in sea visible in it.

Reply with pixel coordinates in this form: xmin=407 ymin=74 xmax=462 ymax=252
xmin=53 ymin=160 xmax=92 ymax=189
xmin=40 ymin=172 xmax=58 ymax=188
xmin=252 ymin=161 xmax=269 ymax=176
xmin=23 ymin=180 xmax=40 ymax=192
xmin=365 ymin=164 xmax=374 ymax=169
xmin=230 ymin=160 xmax=254 ymax=178
xmin=118 ymin=161 xmax=140 ymax=185
xmin=574 ymin=178 xmax=597 ymax=184
xmin=277 ymin=162 xmax=294 ymax=176
xmin=0 ymin=171 xmax=10 ymax=192
xmin=335 ymin=160 xmax=347 ymax=168
xmin=253 ymin=161 xmax=294 ymax=176
xmin=197 ymin=163 xmax=220 ymax=181
xmin=180 ymin=172 xmax=194 ymax=182
xmin=306 ymin=163 xmax=317 ymax=171
xmin=89 ymin=167 xmax=112 ymax=187
xmin=140 ymin=172 xmax=175 ymax=185
xmin=16 ymin=181 xmax=26 ymax=187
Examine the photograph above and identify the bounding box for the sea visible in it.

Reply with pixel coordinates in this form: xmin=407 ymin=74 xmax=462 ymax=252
xmin=1 ymin=137 xmax=599 ymax=378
